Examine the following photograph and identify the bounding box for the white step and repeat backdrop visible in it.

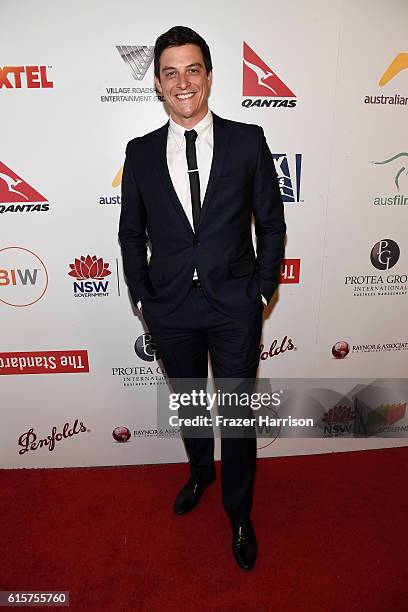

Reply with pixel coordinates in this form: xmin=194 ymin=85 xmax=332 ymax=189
xmin=1 ymin=0 xmax=407 ymax=468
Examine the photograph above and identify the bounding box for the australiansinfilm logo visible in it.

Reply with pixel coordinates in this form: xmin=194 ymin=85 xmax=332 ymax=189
xmin=371 ymin=152 xmax=408 ymax=207
xmin=345 ymin=238 xmax=407 ymax=297
xmin=112 ymin=333 xmax=167 ymax=387
xmin=364 ymin=52 xmax=408 ymax=107
xmin=100 ymin=45 xmax=163 ymax=103
xmin=99 ymin=165 xmax=122 ymax=206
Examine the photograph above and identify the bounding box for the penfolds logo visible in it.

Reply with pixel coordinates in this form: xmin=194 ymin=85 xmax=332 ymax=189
xmin=260 ymin=335 xmax=295 ymax=360
xmin=18 ymin=419 xmax=87 ymax=455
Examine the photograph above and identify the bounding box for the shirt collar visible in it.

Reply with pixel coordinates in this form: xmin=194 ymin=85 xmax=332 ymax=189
xmin=168 ymin=109 xmax=213 ymax=147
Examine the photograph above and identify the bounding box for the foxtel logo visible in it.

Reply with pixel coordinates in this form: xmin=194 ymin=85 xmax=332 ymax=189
xmin=0 ymin=162 xmax=49 ymax=214
xmin=0 ymin=66 xmax=53 ymax=88
xmin=242 ymin=42 xmax=296 ymax=108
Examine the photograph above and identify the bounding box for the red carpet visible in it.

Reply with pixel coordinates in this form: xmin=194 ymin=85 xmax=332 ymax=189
xmin=1 ymin=447 xmax=407 ymax=611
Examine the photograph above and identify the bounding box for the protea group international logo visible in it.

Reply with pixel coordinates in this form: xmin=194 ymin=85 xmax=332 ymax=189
xmin=68 ymin=254 xmax=112 ymax=298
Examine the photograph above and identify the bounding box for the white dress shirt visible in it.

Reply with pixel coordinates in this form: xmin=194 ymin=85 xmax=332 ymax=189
xmin=139 ymin=109 xmax=266 ymax=308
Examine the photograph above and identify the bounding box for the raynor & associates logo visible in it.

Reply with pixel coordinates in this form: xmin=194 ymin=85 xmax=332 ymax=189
xmin=242 ymin=42 xmax=296 ymax=109
xmin=0 ymin=162 xmax=49 ymax=214
xmin=371 ymin=152 xmax=408 ymax=207
xmin=331 ymin=340 xmax=408 ymax=359
xmin=100 ymin=45 xmax=163 ymax=103
xmin=0 ymin=246 xmax=48 ymax=307
xmin=112 ymin=425 xmax=178 ymax=442
xmin=344 ymin=239 xmax=407 ymax=297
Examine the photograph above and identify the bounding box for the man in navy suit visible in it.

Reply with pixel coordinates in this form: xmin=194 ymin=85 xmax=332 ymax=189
xmin=119 ymin=26 xmax=286 ymax=570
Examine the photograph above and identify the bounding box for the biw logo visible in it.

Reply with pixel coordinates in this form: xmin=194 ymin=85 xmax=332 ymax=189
xmin=0 ymin=247 xmax=48 ymax=307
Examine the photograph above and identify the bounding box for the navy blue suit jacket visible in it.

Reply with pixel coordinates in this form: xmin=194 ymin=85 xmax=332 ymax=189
xmin=118 ymin=112 xmax=286 ymax=318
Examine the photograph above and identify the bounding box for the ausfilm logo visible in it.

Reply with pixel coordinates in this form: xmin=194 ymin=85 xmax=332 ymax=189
xmin=100 ymin=45 xmax=164 ymax=104
xmin=242 ymin=42 xmax=296 ymax=109
xmin=68 ymin=255 xmax=119 ymax=298
xmin=0 ymin=350 xmax=90 ymax=375
xmin=272 ymin=154 xmax=302 ymax=203
xmin=18 ymin=419 xmax=88 ymax=456
xmin=344 ymin=239 xmax=407 ymax=298
xmin=280 ymin=259 xmax=301 ymax=284
xmin=364 ymin=52 xmax=408 ymax=107
xmin=0 ymin=65 xmax=53 ymax=89
xmin=0 ymin=246 xmax=48 ymax=307
xmin=371 ymin=152 xmax=408 ymax=207
xmin=331 ymin=340 xmax=408 ymax=358
xmin=0 ymin=162 xmax=49 ymax=214
xmin=99 ymin=166 xmax=122 ymax=206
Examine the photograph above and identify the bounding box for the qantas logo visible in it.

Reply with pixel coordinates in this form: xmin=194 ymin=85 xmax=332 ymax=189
xmin=242 ymin=42 xmax=296 ymax=108
xmin=116 ymin=45 xmax=154 ymax=80
xmin=0 ymin=162 xmax=48 ymax=214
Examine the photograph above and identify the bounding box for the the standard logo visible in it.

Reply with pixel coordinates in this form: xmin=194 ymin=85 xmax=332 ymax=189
xmin=280 ymin=259 xmax=301 ymax=284
xmin=68 ymin=255 xmax=113 ymax=298
xmin=0 ymin=246 xmax=48 ymax=307
xmin=364 ymin=52 xmax=408 ymax=106
xmin=242 ymin=42 xmax=296 ymax=109
xmin=0 ymin=162 xmax=48 ymax=214
xmin=371 ymin=152 xmax=408 ymax=207
xmin=272 ymin=154 xmax=302 ymax=203
xmin=345 ymin=239 xmax=407 ymax=297
xmin=100 ymin=45 xmax=163 ymax=104
xmin=0 ymin=350 xmax=90 ymax=374
xmin=0 ymin=65 xmax=53 ymax=89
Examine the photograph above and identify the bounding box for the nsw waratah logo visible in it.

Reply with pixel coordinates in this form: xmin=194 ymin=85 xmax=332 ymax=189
xmin=68 ymin=255 xmax=111 ymax=298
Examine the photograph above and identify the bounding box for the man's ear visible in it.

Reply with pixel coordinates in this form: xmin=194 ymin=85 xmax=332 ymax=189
xmin=154 ymin=76 xmax=162 ymax=94
xmin=207 ymin=70 xmax=213 ymax=87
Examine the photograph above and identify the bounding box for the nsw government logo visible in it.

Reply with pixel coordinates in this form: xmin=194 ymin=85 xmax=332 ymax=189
xmin=242 ymin=42 xmax=296 ymax=109
xmin=100 ymin=45 xmax=164 ymax=104
xmin=68 ymin=255 xmax=113 ymax=298
xmin=345 ymin=239 xmax=407 ymax=297
xmin=0 ymin=162 xmax=49 ymax=214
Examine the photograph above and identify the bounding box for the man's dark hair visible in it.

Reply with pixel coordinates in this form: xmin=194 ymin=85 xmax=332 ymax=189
xmin=154 ymin=26 xmax=213 ymax=79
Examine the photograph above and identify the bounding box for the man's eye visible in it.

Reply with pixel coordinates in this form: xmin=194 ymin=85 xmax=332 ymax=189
xmin=189 ymin=69 xmax=199 ymax=73
xmin=165 ymin=71 xmax=175 ymax=78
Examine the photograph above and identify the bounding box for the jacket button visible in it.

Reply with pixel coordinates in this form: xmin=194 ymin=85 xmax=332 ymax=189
xmin=193 ymin=239 xmax=200 ymax=246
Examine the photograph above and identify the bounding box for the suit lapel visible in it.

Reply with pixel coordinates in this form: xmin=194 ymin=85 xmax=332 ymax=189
xmin=153 ymin=121 xmax=193 ymax=234
xmin=153 ymin=113 xmax=230 ymax=234
xmin=197 ymin=113 xmax=229 ymax=230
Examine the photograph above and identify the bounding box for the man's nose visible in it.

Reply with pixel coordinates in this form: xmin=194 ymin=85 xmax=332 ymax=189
xmin=177 ymin=73 xmax=189 ymax=89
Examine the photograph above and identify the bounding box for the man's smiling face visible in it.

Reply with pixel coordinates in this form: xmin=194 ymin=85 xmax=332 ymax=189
xmin=155 ymin=43 xmax=212 ymax=129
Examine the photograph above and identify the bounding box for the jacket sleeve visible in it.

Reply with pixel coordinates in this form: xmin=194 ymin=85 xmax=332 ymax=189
xmin=252 ymin=126 xmax=286 ymax=303
xmin=118 ymin=140 xmax=150 ymax=307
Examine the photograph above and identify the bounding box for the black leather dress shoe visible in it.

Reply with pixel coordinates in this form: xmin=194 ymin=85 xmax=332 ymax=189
xmin=232 ymin=519 xmax=258 ymax=570
xmin=173 ymin=476 xmax=215 ymax=515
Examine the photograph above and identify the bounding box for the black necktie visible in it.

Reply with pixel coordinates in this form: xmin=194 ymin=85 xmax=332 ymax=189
xmin=184 ymin=129 xmax=201 ymax=230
